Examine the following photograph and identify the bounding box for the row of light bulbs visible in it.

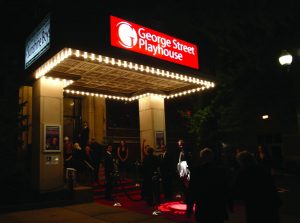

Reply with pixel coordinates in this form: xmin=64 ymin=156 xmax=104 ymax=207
xmin=64 ymin=85 xmax=211 ymax=101
xmin=41 ymin=76 xmax=74 ymax=88
xmin=35 ymin=48 xmax=72 ymax=79
xmin=34 ymin=48 xmax=215 ymax=100
xmin=73 ymin=49 xmax=215 ymax=87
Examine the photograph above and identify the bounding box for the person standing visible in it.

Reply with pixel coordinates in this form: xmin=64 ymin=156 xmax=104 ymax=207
xmin=159 ymin=144 xmax=173 ymax=201
xmin=141 ymin=147 xmax=160 ymax=208
xmin=90 ymin=137 xmax=104 ymax=185
xmin=104 ymin=144 xmax=115 ymax=200
xmin=255 ymin=145 xmax=273 ymax=175
xmin=79 ymin=121 xmax=89 ymax=150
xmin=186 ymin=148 xmax=231 ymax=223
xmin=117 ymin=140 xmax=129 ymax=179
xmin=70 ymin=142 xmax=85 ymax=183
xmin=234 ymin=151 xmax=281 ymax=223
xmin=175 ymin=139 xmax=192 ymax=200
xmin=177 ymin=139 xmax=193 ymax=172
xmin=63 ymin=136 xmax=73 ymax=168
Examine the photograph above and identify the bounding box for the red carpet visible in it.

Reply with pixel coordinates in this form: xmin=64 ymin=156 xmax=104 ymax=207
xmin=93 ymin=178 xmax=195 ymax=222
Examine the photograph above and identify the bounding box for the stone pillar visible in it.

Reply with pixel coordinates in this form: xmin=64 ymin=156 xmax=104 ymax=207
xmin=82 ymin=96 xmax=106 ymax=143
xmin=32 ymin=77 xmax=64 ymax=192
xmin=139 ymin=95 xmax=166 ymax=160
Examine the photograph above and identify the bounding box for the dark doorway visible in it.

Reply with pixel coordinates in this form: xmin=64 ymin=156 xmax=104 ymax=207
xmin=63 ymin=97 xmax=82 ymax=143
xmin=106 ymin=100 xmax=140 ymax=162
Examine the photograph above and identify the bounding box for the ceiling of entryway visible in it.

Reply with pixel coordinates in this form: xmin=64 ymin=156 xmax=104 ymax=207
xmin=34 ymin=48 xmax=215 ymax=98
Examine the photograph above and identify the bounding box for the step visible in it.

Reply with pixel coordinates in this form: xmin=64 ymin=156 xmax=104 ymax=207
xmin=71 ymin=185 xmax=94 ymax=204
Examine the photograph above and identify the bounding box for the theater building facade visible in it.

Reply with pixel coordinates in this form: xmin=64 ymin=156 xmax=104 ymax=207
xmin=21 ymin=9 xmax=215 ymax=192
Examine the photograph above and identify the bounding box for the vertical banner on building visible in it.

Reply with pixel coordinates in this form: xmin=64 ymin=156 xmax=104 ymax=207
xmin=110 ymin=15 xmax=199 ymax=69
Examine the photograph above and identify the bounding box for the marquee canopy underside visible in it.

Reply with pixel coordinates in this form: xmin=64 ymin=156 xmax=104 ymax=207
xmin=33 ymin=48 xmax=215 ymax=99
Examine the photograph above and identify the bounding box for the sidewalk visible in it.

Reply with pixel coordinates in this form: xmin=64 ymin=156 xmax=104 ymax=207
xmin=274 ymin=172 xmax=300 ymax=223
xmin=0 ymin=172 xmax=299 ymax=223
xmin=0 ymin=202 xmax=180 ymax=223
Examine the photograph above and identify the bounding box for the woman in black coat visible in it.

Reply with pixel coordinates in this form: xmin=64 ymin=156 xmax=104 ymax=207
xmin=234 ymin=151 xmax=281 ymax=223
xmin=186 ymin=148 xmax=231 ymax=223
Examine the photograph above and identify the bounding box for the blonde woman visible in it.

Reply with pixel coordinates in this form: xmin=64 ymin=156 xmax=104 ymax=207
xmin=70 ymin=142 xmax=85 ymax=181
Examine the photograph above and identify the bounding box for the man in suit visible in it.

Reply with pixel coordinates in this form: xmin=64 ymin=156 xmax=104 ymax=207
xmin=159 ymin=145 xmax=173 ymax=201
xmin=90 ymin=137 xmax=104 ymax=185
xmin=141 ymin=147 xmax=160 ymax=206
xmin=104 ymin=144 xmax=114 ymax=200
xmin=79 ymin=121 xmax=89 ymax=150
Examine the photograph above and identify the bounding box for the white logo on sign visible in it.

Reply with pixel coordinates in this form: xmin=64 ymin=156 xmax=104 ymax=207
xmin=117 ymin=21 xmax=137 ymax=48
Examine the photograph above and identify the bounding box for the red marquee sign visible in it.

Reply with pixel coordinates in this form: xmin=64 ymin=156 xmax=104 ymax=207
xmin=110 ymin=15 xmax=199 ymax=69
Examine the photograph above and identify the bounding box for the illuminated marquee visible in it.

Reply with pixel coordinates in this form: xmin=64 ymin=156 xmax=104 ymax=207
xmin=110 ymin=15 xmax=199 ymax=69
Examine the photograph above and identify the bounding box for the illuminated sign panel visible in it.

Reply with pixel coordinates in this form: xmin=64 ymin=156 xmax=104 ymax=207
xmin=25 ymin=14 xmax=50 ymax=69
xmin=110 ymin=15 xmax=199 ymax=69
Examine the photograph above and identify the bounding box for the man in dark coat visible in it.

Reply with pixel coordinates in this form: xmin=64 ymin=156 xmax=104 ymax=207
xmin=186 ymin=148 xmax=231 ymax=223
xmin=141 ymin=147 xmax=160 ymax=206
xmin=234 ymin=151 xmax=281 ymax=223
xmin=79 ymin=121 xmax=89 ymax=150
xmin=90 ymin=137 xmax=104 ymax=184
xmin=159 ymin=145 xmax=173 ymax=201
xmin=103 ymin=144 xmax=114 ymax=200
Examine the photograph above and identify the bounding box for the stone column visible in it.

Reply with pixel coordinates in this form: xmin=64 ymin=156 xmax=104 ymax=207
xmin=139 ymin=95 xmax=166 ymax=160
xmin=32 ymin=77 xmax=64 ymax=192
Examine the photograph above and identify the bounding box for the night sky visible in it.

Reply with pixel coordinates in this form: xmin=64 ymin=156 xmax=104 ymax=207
xmin=2 ymin=1 xmax=299 ymax=72
xmin=1 ymin=0 xmax=300 ymax=147
xmin=2 ymin=0 xmax=299 ymax=83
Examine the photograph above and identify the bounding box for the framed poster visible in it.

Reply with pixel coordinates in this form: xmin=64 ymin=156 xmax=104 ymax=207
xmin=44 ymin=124 xmax=61 ymax=152
xmin=155 ymin=131 xmax=165 ymax=151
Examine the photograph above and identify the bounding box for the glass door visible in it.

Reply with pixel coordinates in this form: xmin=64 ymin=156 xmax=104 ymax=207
xmin=63 ymin=97 xmax=82 ymax=143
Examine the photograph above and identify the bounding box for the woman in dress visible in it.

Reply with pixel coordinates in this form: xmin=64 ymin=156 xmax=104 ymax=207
xmin=117 ymin=140 xmax=129 ymax=179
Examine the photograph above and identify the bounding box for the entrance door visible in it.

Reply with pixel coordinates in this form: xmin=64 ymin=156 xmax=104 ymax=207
xmin=63 ymin=97 xmax=82 ymax=142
